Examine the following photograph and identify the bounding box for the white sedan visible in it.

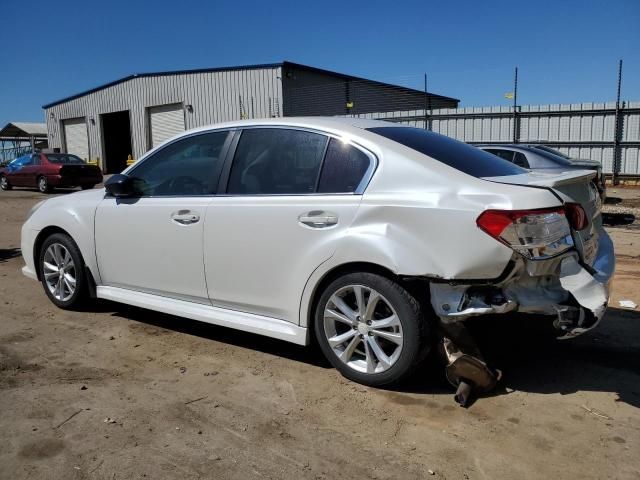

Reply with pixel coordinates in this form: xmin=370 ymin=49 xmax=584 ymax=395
xmin=20 ymin=118 xmax=614 ymax=386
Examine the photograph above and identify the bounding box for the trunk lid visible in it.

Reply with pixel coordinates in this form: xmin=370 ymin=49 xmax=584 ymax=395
xmin=483 ymin=169 xmax=601 ymax=266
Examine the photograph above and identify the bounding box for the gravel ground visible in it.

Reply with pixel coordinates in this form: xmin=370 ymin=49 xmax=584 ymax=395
xmin=1 ymin=187 xmax=639 ymax=480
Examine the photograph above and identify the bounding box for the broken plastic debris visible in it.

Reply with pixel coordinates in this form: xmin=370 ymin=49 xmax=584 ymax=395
xmin=103 ymin=417 xmax=116 ymax=424
xmin=619 ymin=300 xmax=638 ymax=309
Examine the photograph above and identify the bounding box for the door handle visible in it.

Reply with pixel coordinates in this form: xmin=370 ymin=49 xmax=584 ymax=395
xmin=171 ymin=210 xmax=200 ymax=225
xmin=298 ymin=211 xmax=338 ymax=228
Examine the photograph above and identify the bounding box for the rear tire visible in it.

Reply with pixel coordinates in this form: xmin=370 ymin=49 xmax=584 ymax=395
xmin=314 ymin=272 xmax=431 ymax=387
xmin=0 ymin=175 xmax=11 ymax=190
xmin=39 ymin=233 xmax=88 ymax=309
xmin=37 ymin=176 xmax=51 ymax=193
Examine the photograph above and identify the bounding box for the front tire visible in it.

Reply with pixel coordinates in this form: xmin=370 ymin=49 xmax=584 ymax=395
xmin=81 ymin=184 xmax=95 ymax=190
xmin=37 ymin=176 xmax=51 ymax=193
xmin=0 ymin=175 xmax=11 ymax=190
xmin=39 ymin=233 xmax=87 ymax=309
xmin=314 ymin=272 xmax=431 ymax=387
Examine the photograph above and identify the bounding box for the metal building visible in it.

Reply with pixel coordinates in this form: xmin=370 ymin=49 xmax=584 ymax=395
xmin=43 ymin=61 xmax=459 ymax=173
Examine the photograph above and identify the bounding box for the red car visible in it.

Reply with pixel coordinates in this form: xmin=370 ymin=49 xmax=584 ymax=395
xmin=0 ymin=152 xmax=103 ymax=193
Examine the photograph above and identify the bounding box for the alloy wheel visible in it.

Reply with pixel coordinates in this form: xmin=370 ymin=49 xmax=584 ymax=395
xmin=0 ymin=176 xmax=7 ymax=190
xmin=43 ymin=243 xmax=76 ymax=301
xmin=323 ymin=284 xmax=403 ymax=374
xmin=38 ymin=177 xmax=47 ymax=192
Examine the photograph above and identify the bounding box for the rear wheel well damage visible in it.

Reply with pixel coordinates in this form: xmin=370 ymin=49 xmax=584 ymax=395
xmin=306 ymin=262 xmax=433 ymax=345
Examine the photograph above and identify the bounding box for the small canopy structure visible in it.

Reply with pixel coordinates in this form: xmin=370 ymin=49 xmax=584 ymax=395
xmin=0 ymin=122 xmax=48 ymax=162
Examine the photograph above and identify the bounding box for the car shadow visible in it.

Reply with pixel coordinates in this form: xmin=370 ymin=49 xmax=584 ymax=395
xmin=99 ymin=300 xmax=640 ymax=408
xmin=102 ymin=301 xmax=331 ymax=369
xmin=0 ymin=247 xmax=21 ymax=263
xmin=401 ymin=308 xmax=640 ymax=408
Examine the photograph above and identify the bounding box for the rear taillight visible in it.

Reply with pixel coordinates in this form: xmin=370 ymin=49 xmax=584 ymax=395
xmin=564 ymin=202 xmax=588 ymax=230
xmin=477 ymin=207 xmax=574 ymax=259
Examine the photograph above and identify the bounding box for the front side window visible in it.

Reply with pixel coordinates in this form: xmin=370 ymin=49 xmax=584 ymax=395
xmin=129 ymin=131 xmax=229 ymax=196
xmin=512 ymin=152 xmax=530 ymax=168
xmin=318 ymin=138 xmax=371 ymax=193
xmin=227 ymin=128 xmax=328 ymax=194
xmin=31 ymin=154 xmax=40 ymax=165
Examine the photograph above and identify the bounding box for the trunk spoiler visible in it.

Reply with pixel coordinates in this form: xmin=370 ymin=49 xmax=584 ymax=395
xmin=482 ymin=169 xmax=596 ymax=188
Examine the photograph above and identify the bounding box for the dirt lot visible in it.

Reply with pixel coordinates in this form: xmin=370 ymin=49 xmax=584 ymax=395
xmin=1 ymin=188 xmax=639 ymax=480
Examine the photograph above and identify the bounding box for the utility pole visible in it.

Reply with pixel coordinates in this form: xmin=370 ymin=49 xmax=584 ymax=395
xmin=612 ymin=59 xmax=623 ymax=186
xmin=424 ymin=73 xmax=429 ymax=130
xmin=513 ymin=67 xmax=519 ymax=144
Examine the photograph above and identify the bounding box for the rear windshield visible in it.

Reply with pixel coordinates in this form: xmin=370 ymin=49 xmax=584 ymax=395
xmin=367 ymin=126 xmax=526 ymax=177
xmin=529 ymin=146 xmax=573 ymax=166
xmin=46 ymin=154 xmax=86 ymax=164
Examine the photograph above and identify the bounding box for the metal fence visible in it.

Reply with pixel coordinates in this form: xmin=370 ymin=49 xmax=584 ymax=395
xmin=343 ymin=101 xmax=640 ymax=175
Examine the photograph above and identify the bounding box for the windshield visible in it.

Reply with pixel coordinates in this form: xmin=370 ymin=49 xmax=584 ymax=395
xmin=367 ymin=127 xmax=526 ymax=177
xmin=46 ymin=154 xmax=86 ymax=164
xmin=532 ymin=145 xmax=571 ymax=159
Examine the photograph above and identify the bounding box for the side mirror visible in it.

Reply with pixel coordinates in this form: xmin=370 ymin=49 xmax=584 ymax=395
xmin=104 ymin=174 xmax=135 ymax=197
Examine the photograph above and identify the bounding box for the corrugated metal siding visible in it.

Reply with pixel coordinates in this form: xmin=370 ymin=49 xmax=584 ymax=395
xmin=343 ymin=101 xmax=640 ymax=174
xmin=44 ymin=66 xmax=283 ymax=167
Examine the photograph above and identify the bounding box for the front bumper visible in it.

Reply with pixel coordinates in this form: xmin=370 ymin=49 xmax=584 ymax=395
xmin=430 ymin=229 xmax=615 ymax=338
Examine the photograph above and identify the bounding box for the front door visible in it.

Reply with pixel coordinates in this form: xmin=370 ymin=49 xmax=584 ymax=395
xmin=204 ymin=128 xmax=375 ymax=323
xmin=94 ymin=130 xmax=231 ymax=303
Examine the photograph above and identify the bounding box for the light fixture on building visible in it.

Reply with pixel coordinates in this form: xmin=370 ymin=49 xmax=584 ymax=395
xmin=90 ymin=117 xmax=96 ymax=125
xmin=185 ymin=104 xmax=194 ymax=113
xmin=50 ymin=112 xmax=55 ymax=119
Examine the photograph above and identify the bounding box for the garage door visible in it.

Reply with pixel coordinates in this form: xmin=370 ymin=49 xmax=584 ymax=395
xmin=63 ymin=118 xmax=89 ymax=160
xmin=149 ymin=104 xmax=185 ymax=148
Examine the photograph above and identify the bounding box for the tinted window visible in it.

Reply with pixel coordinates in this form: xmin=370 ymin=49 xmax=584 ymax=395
xmin=46 ymin=154 xmax=86 ymax=164
xmin=129 ymin=131 xmax=229 ymax=196
xmin=485 ymin=149 xmax=514 ymax=162
xmin=367 ymin=127 xmax=526 ymax=177
xmin=532 ymin=145 xmax=571 ymax=159
xmin=318 ymin=139 xmax=371 ymax=193
xmin=513 ymin=152 xmax=530 ymax=168
xmin=227 ymin=128 xmax=327 ymax=194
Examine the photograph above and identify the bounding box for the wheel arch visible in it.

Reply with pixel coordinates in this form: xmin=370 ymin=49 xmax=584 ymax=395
xmin=302 ymin=261 xmax=430 ymax=335
xmin=33 ymin=227 xmax=96 ymax=295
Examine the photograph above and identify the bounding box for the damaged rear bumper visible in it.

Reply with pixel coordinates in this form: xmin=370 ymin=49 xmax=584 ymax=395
xmin=429 ymin=230 xmax=615 ymax=338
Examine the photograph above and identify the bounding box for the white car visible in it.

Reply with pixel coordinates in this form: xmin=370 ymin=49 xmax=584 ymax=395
xmin=21 ymin=118 xmax=614 ymax=386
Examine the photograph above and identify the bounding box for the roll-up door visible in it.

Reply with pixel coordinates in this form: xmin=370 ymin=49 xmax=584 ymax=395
xmin=63 ymin=118 xmax=89 ymax=160
xmin=149 ymin=104 xmax=185 ymax=148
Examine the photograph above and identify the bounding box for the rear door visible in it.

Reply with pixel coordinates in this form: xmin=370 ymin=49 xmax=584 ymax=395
xmin=203 ymin=127 xmax=375 ymax=323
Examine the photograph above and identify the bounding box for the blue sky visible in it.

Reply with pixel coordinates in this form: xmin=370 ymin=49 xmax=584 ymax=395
xmin=1 ymin=0 xmax=638 ymax=126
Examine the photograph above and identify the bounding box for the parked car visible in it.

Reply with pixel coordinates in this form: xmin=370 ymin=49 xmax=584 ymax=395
xmin=20 ymin=118 xmax=613 ymax=387
xmin=477 ymin=144 xmax=606 ymax=200
xmin=0 ymin=152 xmax=102 ymax=193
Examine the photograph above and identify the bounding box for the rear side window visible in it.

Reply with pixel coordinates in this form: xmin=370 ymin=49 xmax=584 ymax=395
xmin=367 ymin=127 xmax=526 ymax=177
xmin=227 ymin=128 xmax=328 ymax=194
xmin=513 ymin=152 xmax=530 ymax=168
xmin=485 ymin=149 xmax=514 ymax=162
xmin=318 ymin=139 xmax=371 ymax=193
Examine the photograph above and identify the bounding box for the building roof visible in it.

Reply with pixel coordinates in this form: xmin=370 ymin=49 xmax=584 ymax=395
xmin=42 ymin=61 xmax=459 ymax=109
xmin=0 ymin=122 xmax=48 ymax=138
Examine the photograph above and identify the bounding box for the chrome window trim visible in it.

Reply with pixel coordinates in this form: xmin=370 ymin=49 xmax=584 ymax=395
xmin=124 ymin=124 xmax=378 ymax=198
